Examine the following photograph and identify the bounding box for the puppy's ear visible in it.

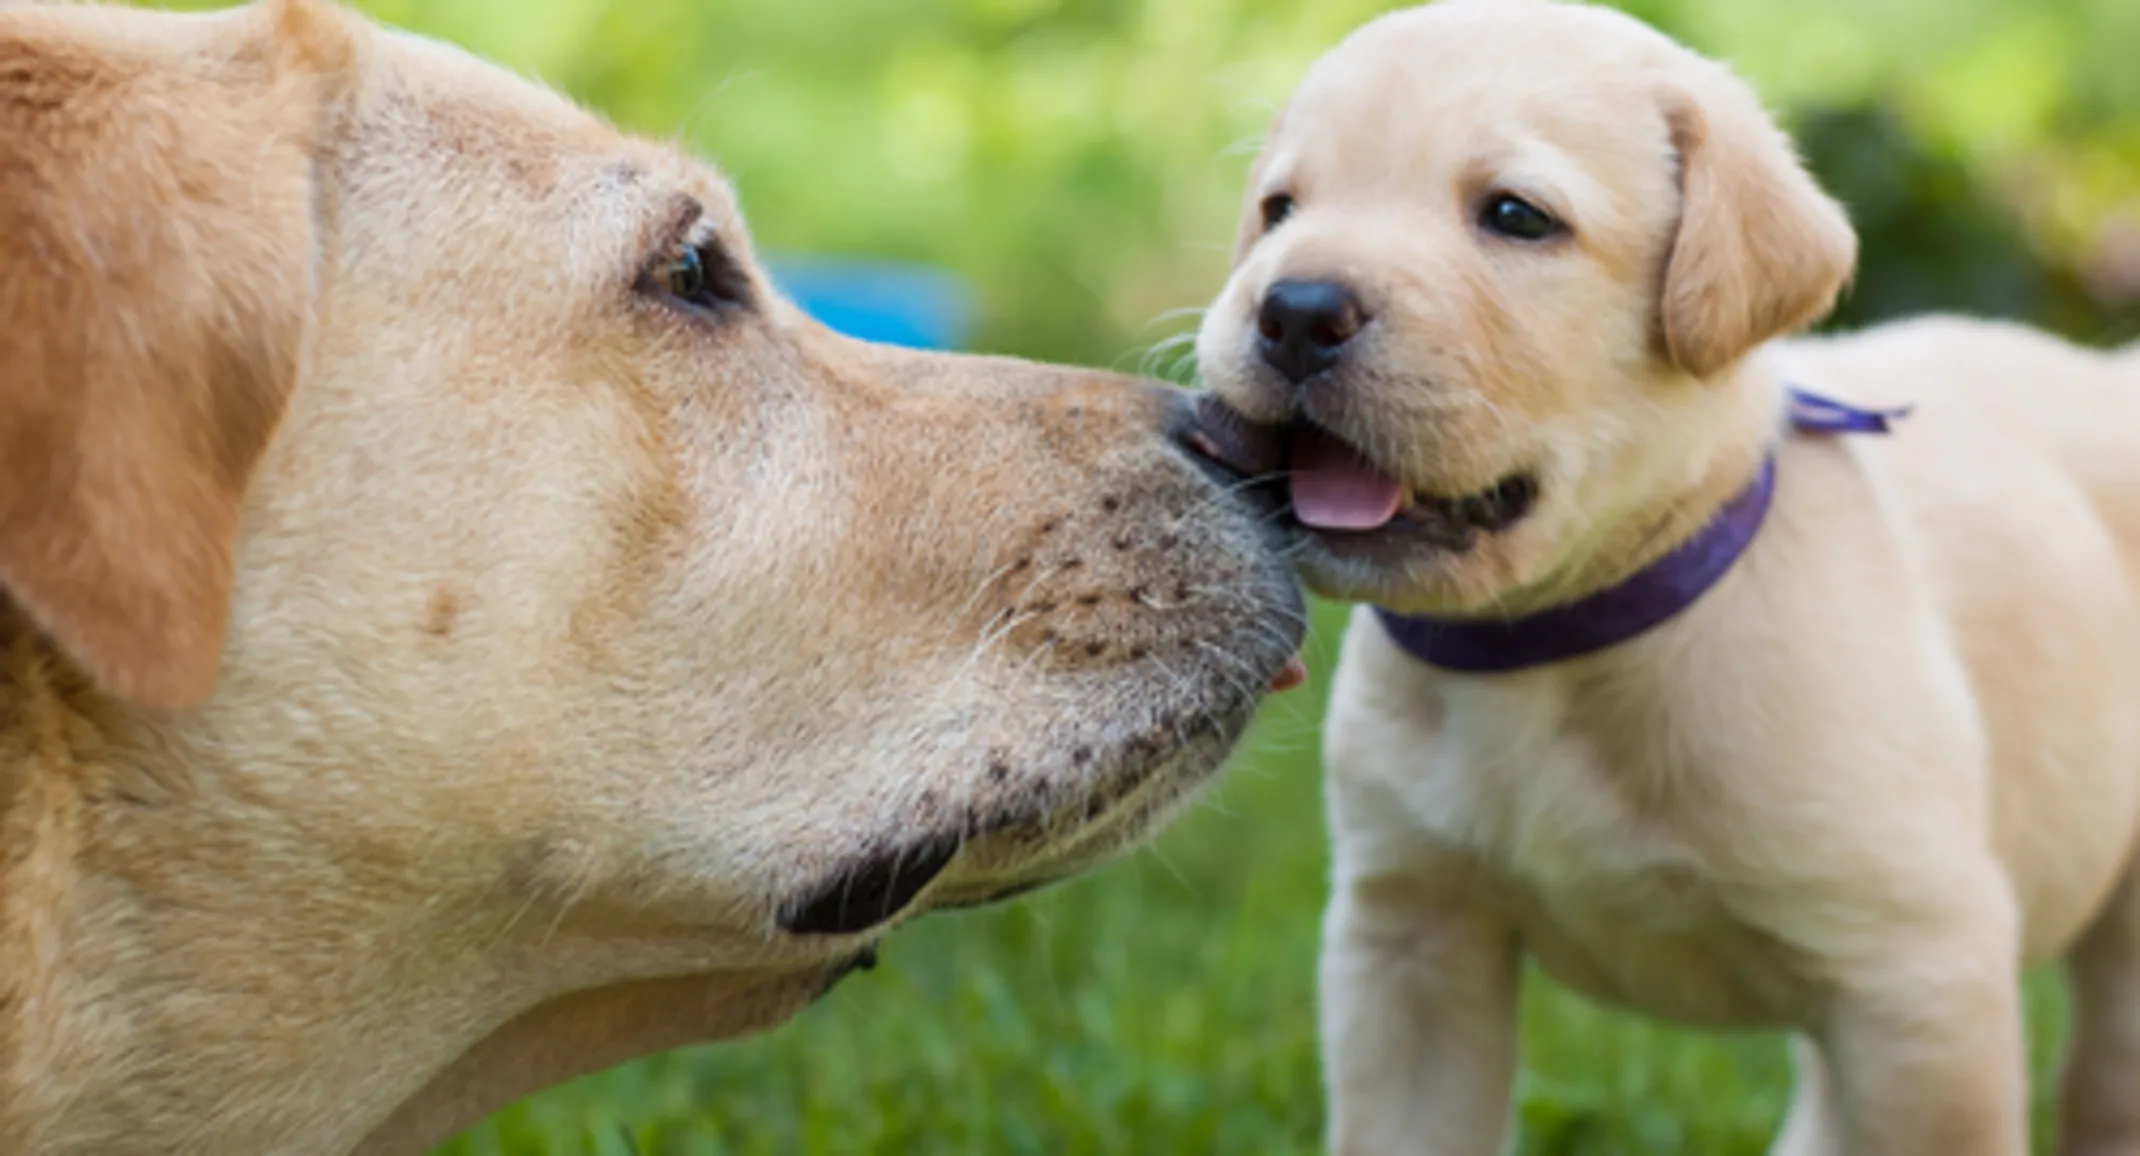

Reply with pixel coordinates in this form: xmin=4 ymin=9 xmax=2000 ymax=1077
xmin=0 ymin=0 xmax=352 ymax=710
xmin=1656 ymin=72 xmax=1857 ymax=378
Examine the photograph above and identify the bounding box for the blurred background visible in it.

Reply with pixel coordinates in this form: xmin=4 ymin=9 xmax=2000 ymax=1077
xmin=185 ymin=0 xmax=2140 ymax=1150
xmin=303 ymin=0 xmax=2140 ymax=364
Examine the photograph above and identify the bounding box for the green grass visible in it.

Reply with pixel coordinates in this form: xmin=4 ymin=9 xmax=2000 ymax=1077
xmin=438 ymin=599 xmax=2075 ymax=1155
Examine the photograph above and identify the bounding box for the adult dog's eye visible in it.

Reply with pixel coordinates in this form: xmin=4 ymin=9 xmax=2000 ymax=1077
xmin=1260 ymin=193 xmax=1296 ymax=232
xmin=662 ymin=244 xmax=708 ymax=300
xmin=1481 ymin=194 xmax=1561 ymax=241
xmin=653 ymin=238 xmax=750 ymax=311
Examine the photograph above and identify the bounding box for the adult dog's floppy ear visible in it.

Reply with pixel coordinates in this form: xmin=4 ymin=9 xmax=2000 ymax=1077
xmin=1656 ymin=68 xmax=1858 ymax=379
xmin=0 ymin=0 xmax=352 ymax=711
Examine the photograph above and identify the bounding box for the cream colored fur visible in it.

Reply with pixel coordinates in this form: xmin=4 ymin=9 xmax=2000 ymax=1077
xmin=0 ymin=2 xmax=1304 ymax=1152
xmin=1196 ymin=2 xmax=2140 ymax=1153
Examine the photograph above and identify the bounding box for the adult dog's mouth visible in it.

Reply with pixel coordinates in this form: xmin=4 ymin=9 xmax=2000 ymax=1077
xmin=769 ymin=392 xmax=1315 ymax=942
xmin=777 ymin=696 xmax=1261 ymax=937
xmin=1188 ymin=395 xmax=1537 ymax=554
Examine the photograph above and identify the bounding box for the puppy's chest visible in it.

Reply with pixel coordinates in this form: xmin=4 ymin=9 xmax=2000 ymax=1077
xmin=1386 ymin=686 xmax=1700 ymax=896
xmin=1344 ymin=683 xmax=1807 ymax=1027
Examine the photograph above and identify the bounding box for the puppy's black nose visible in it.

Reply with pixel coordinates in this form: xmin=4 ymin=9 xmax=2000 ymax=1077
xmin=1257 ymin=279 xmax=1364 ymax=386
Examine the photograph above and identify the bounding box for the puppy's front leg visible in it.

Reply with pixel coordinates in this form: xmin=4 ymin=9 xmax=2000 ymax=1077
xmin=1815 ymin=903 xmax=2029 ymax=1156
xmin=1320 ymin=872 xmax=1520 ymax=1156
xmin=2062 ymin=864 xmax=2140 ymax=1155
xmin=1770 ymin=1036 xmax=1845 ymax=1156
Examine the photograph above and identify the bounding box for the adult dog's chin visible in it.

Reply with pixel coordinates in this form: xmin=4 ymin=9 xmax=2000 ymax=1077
xmin=937 ymin=704 xmax=1257 ymax=906
xmin=793 ymin=714 xmax=1249 ymax=1008
xmin=775 ymin=700 xmax=1259 ymax=936
xmin=776 ymin=624 xmax=1292 ymax=939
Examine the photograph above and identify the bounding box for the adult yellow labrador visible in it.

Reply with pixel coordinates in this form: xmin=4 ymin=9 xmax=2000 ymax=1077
xmin=0 ymin=1 xmax=1306 ymax=1151
xmin=1195 ymin=0 xmax=2140 ymax=1152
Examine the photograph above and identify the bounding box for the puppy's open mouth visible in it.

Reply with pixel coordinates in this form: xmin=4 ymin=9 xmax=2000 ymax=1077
xmin=1188 ymin=396 xmax=1536 ymax=552
xmin=1290 ymin=426 xmax=1536 ymax=544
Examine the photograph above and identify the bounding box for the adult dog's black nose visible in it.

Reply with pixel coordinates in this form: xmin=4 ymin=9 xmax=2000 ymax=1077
xmin=1256 ymin=279 xmax=1365 ymax=386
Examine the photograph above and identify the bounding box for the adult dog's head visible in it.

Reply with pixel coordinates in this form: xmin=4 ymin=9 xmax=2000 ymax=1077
xmin=1196 ymin=0 xmax=1856 ymax=615
xmin=0 ymin=2 xmax=1303 ymax=1151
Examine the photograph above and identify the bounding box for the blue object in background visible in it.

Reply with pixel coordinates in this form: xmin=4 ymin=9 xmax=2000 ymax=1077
xmin=765 ymin=256 xmax=975 ymax=351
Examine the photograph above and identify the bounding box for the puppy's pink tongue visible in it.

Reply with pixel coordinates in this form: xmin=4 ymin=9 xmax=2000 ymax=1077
xmin=1289 ymin=428 xmax=1404 ymax=531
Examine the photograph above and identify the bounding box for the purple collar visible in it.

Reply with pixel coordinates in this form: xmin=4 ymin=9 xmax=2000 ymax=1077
xmin=1374 ymin=386 xmax=1908 ymax=674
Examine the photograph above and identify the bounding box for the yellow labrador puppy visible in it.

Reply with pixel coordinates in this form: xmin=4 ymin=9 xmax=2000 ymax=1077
xmin=1195 ymin=1 xmax=2140 ymax=1152
xmin=0 ymin=1 xmax=1306 ymax=1152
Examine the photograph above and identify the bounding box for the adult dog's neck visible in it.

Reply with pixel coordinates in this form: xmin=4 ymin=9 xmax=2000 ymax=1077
xmin=353 ymin=966 xmax=848 ymax=1153
xmin=0 ymin=630 xmax=856 ymax=1154
xmin=0 ymin=628 xmax=454 ymax=1153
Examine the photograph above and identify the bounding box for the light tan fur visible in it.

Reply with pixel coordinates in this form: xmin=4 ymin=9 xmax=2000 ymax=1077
xmin=1196 ymin=2 xmax=2140 ymax=1153
xmin=0 ymin=2 xmax=1305 ymax=1152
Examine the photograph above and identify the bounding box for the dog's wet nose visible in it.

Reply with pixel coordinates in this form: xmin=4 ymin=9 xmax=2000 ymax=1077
xmin=1257 ymin=279 xmax=1365 ymax=386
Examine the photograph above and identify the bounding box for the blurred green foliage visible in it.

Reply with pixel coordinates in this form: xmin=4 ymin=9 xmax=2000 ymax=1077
xmin=186 ymin=0 xmax=2140 ymax=364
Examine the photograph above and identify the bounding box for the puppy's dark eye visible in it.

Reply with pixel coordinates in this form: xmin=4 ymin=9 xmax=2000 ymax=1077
xmin=1481 ymin=194 xmax=1561 ymax=241
xmin=1260 ymin=193 xmax=1296 ymax=233
xmin=653 ymin=238 xmax=750 ymax=312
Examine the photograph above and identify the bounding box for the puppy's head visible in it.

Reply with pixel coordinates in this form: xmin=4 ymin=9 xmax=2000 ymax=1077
xmin=0 ymin=0 xmax=1302 ymax=1142
xmin=1195 ymin=0 xmax=1856 ymax=613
